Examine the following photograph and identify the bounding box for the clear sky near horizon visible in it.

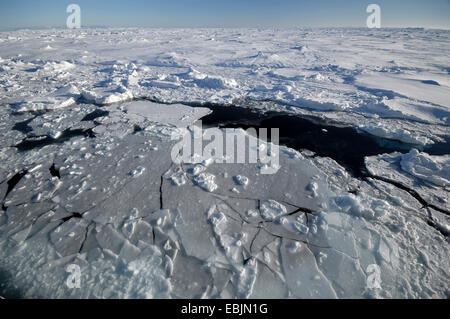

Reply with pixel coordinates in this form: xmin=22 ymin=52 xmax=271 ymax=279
xmin=0 ymin=0 xmax=449 ymax=30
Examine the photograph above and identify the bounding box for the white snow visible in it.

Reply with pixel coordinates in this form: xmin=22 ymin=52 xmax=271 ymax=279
xmin=355 ymin=73 xmax=449 ymax=109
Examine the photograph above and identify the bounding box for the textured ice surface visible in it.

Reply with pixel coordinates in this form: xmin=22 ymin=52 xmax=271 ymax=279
xmin=399 ymin=149 xmax=449 ymax=187
xmin=365 ymin=150 xmax=450 ymax=212
xmin=0 ymin=27 xmax=449 ymax=299
xmin=121 ymin=100 xmax=211 ymax=128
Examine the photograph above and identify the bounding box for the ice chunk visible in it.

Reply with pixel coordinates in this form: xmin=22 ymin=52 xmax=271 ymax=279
xmin=260 ymin=200 xmax=287 ymax=221
xmin=96 ymin=225 xmax=127 ymax=255
xmin=129 ymin=166 xmax=146 ymax=177
xmin=121 ymin=101 xmax=211 ymax=127
xmin=81 ymin=86 xmax=133 ymax=105
xmin=306 ymin=182 xmax=318 ymax=197
xmin=193 ymin=173 xmax=218 ymax=192
xmin=12 ymin=84 xmax=80 ymax=112
xmin=233 ymin=175 xmax=249 ymax=187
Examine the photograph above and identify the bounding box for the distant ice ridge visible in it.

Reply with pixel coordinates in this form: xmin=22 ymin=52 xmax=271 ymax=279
xmin=358 ymin=122 xmax=435 ymax=146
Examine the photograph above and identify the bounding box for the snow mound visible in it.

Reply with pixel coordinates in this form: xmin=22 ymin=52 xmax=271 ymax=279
xmin=81 ymin=86 xmax=133 ymax=105
xmin=12 ymin=84 xmax=80 ymax=112
xmin=400 ymin=149 xmax=450 ymax=187
xmin=42 ymin=61 xmax=75 ymax=73
xmin=260 ymin=200 xmax=287 ymax=221
xmin=189 ymin=69 xmax=238 ymax=89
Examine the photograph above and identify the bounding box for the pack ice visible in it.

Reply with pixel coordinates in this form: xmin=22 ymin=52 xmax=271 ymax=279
xmin=0 ymin=27 xmax=449 ymax=299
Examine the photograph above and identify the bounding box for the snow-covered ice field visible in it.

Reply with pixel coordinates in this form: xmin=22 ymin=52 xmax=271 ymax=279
xmin=0 ymin=28 xmax=449 ymax=298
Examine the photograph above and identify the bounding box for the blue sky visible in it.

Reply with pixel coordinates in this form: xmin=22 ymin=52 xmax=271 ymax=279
xmin=0 ymin=0 xmax=449 ymax=30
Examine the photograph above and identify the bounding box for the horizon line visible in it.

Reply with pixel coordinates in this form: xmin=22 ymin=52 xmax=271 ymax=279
xmin=2 ymin=25 xmax=450 ymax=32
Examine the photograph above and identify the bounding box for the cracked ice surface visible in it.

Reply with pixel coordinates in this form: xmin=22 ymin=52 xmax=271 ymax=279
xmin=0 ymin=28 xmax=449 ymax=299
xmin=0 ymin=114 xmax=448 ymax=298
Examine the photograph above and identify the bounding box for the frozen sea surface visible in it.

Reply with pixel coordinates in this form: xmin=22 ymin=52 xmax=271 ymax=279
xmin=0 ymin=28 xmax=449 ymax=299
